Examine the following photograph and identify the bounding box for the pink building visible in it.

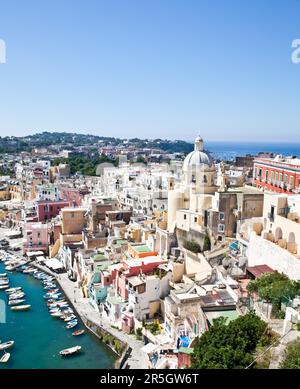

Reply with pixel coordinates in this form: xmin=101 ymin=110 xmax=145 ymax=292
xmin=23 ymin=222 xmax=49 ymax=254
xmin=60 ymin=187 xmax=84 ymax=207
xmin=36 ymin=200 xmax=70 ymax=222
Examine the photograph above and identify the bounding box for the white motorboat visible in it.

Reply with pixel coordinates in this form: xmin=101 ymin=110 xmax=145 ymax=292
xmin=0 ymin=273 xmax=7 ymax=278
xmin=59 ymin=346 xmax=81 ymax=357
xmin=8 ymin=299 xmax=26 ymax=306
xmin=66 ymin=320 xmax=78 ymax=329
xmin=6 ymin=287 xmax=22 ymax=294
xmin=9 ymin=292 xmax=25 ymax=300
xmin=11 ymin=304 xmax=31 ymax=311
xmin=0 ymin=341 xmax=14 ymax=351
xmin=0 ymin=284 xmax=9 ymax=290
xmin=0 ymin=352 xmax=11 ymax=363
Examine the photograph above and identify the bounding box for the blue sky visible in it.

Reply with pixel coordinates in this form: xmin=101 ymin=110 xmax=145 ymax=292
xmin=0 ymin=0 xmax=299 ymax=141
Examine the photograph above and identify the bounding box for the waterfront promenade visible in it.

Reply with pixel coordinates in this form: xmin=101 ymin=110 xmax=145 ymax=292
xmin=33 ymin=263 xmax=149 ymax=369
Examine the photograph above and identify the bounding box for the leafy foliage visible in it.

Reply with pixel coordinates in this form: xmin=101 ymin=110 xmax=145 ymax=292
xmin=191 ymin=312 xmax=267 ymax=369
xmin=280 ymin=338 xmax=300 ymax=369
xmin=51 ymin=154 xmax=117 ymax=176
xmin=247 ymin=271 xmax=300 ymax=313
xmin=183 ymin=239 xmax=201 ymax=253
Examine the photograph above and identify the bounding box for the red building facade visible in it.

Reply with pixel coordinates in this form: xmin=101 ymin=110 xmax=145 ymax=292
xmin=36 ymin=200 xmax=70 ymax=222
xmin=253 ymin=158 xmax=300 ymax=195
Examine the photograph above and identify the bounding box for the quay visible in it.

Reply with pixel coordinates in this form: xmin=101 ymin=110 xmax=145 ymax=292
xmin=32 ymin=262 xmax=149 ymax=369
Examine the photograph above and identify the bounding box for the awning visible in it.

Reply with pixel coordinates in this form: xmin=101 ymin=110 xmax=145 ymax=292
xmin=45 ymin=258 xmax=63 ymax=270
xmin=246 ymin=265 xmax=274 ymax=279
xmin=26 ymin=251 xmax=45 ymax=257
xmin=229 ymin=241 xmax=239 ymax=250
xmin=205 ymin=310 xmax=239 ymax=325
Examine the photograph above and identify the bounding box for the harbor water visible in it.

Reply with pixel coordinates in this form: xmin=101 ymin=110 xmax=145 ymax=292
xmin=0 ymin=261 xmax=116 ymax=369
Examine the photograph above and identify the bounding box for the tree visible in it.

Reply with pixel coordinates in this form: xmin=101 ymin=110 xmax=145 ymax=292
xmin=280 ymin=338 xmax=300 ymax=369
xmin=191 ymin=312 xmax=267 ymax=369
xmin=203 ymin=233 xmax=211 ymax=252
xmin=247 ymin=272 xmax=300 ymax=315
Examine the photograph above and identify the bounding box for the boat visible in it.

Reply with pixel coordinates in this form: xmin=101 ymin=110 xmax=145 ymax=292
xmin=66 ymin=320 xmax=78 ymax=329
xmin=0 ymin=273 xmax=7 ymax=278
xmin=9 ymin=292 xmax=25 ymax=300
xmin=72 ymin=329 xmax=85 ymax=337
xmin=8 ymin=299 xmax=26 ymax=306
xmin=59 ymin=345 xmax=81 ymax=357
xmin=51 ymin=312 xmax=63 ymax=318
xmin=11 ymin=304 xmax=31 ymax=311
xmin=5 ymin=287 xmax=22 ymax=294
xmin=64 ymin=315 xmax=77 ymax=322
xmin=23 ymin=267 xmax=36 ymax=274
xmin=0 ymin=341 xmax=14 ymax=351
xmin=0 ymin=279 xmax=9 ymax=285
xmin=0 ymin=352 xmax=10 ymax=363
xmin=0 ymin=285 xmax=9 ymax=290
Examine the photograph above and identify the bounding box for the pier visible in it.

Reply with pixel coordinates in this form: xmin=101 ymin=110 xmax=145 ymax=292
xmin=32 ymin=262 xmax=148 ymax=369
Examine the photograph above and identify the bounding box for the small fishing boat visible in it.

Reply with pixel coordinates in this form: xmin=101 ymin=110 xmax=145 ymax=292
xmin=0 ymin=352 xmax=11 ymax=363
xmin=59 ymin=345 xmax=81 ymax=357
xmin=64 ymin=314 xmax=77 ymax=322
xmin=0 ymin=273 xmax=7 ymax=278
xmin=0 ymin=284 xmax=9 ymax=290
xmin=0 ymin=279 xmax=9 ymax=285
xmin=72 ymin=329 xmax=85 ymax=337
xmin=0 ymin=341 xmax=14 ymax=351
xmin=66 ymin=320 xmax=78 ymax=329
xmin=11 ymin=304 xmax=31 ymax=311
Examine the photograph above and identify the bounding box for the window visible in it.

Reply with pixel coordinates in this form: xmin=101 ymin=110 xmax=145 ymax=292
xmin=290 ymin=176 xmax=294 ymax=187
xmin=275 ymin=172 xmax=278 ymax=182
xmin=265 ymin=170 xmax=269 ymax=181
xmin=218 ymin=224 xmax=225 ymax=233
xmin=284 ymin=174 xmax=288 ymax=184
xmin=194 ymin=217 xmax=197 ymax=223
xmin=280 ymin=173 xmax=283 ymax=182
xmin=219 ymin=212 xmax=225 ymax=221
xmin=184 ymin=214 xmax=187 ymax=220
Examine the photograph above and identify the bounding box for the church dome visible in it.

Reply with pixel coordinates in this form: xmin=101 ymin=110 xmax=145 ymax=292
xmin=183 ymin=135 xmax=214 ymax=172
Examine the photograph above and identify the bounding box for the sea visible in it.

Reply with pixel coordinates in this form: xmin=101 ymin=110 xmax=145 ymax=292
xmin=204 ymin=141 xmax=300 ymax=161
xmin=0 ymin=261 xmax=116 ymax=369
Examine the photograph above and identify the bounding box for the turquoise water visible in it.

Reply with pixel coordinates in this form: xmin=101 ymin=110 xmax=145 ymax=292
xmin=0 ymin=262 xmax=116 ymax=369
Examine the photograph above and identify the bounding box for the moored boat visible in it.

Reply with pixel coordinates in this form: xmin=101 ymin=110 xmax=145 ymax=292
xmin=59 ymin=345 xmax=81 ymax=356
xmin=5 ymin=287 xmax=22 ymax=294
xmin=66 ymin=320 xmax=78 ymax=329
xmin=11 ymin=304 xmax=31 ymax=311
xmin=8 ymin=299 xmax=26 ymax=306
xmin=0 ymin=341 xmax=14 ymax=351
xmin=72 ymin=329 xmax=85 ymax=337
xmin=0 ymin=352 xmax=11 ymax=363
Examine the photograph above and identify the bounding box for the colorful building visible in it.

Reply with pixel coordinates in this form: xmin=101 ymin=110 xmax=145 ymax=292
xmin=253 ymin=156 xmax=300 ymax=194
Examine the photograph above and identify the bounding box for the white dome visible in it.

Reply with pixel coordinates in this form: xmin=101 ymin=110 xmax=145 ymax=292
xmin=183 ymin=135 xmax=214 ymax=171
